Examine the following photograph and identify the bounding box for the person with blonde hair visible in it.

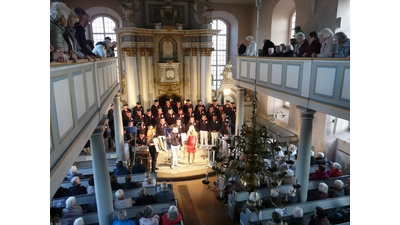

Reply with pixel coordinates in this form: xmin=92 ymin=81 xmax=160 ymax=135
xmin=114 ymin=189 xmax=135 ymax=209
xmin=62 ymin=196 xmax=83 ymax=217
xmin=186 ymin=125 xmax=198 ymax=165
xmin=161 ymin=205 xmax=183 ymax=225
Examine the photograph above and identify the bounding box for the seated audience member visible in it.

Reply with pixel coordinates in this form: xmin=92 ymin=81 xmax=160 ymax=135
xmin=50 ymin=2 xmax=77 ymax=62
xmin=114 ymin=189 xmax=135 ymax=209
xmin=135 ymin=187 xmax=155 ymax=206
xmin=66 ymin=165 xmax=85 ymax=181
xmin=282 ymin=169 xmax=296 ymax=185
xmin=62 ymin=196 xmax=83 ymax=217
xmin=54 ymin=186 xmax=69 ymax=198
xmin=282 ymin=44 xmax=294 ymax=57
xmin=262 ymin=39 xmax=275 ymax=56
xmin=237 ymin=42 xmax=247 ymax=56
xmin=276 ymin=155 xmax=289 ymax=170
xmin=241 ymin=191 xmax=262 ymax=213
xmin=132 ymin=156 xmax=149 ymax=173
xmin=287 ymin=206 xmax=307 ymax=225
xmin=142 ymin=177 xmax=157 ymax=187
xmin=286 ymin=186 xmax=298 ymax=204
xmin=315 ymin=152 xmax=328 ymax=165
xmin=113 ymin=161 xmax=131 ymax=176
xmin=272 ymin=45 xmax=284 ymax=57
xmin=73 ymin=217 xmax=84 ymax=225
xmin=328 ymin=162 xmax=343 ymax=177
xmin=267 ymin=47 xmax=275 ymax=56
xmin=121 ymin=174 xmax=139 ymax=189
xmin=343 ymin=178 xmax=350 ymax=195
xmin=154 ymin=181 xmax=175 ymax=203
xmin=139 ymin=205 xmax=160 ymax=225
xmin=161 ymin=205 xmax=183 ymax=225
xmin=332 ymin=32 xmax=350 ymax=58
xmin=263 ymin=189 xmax=283 ymax=208
xmin=294 ymin=32 xmax=309 ymax=57
xmin=68 ymin=176 xmax=87 ymax=196
xmin=308 ymin=206 xmax=331 ymax=225
xmin=309 ymin=164 xmax=329 ymax=180
xmin=328 ymin=180 xmax=344 ymax=198
xmin=112 ymin=209 xmax=136 ymax=225
xmin=327 ymin=208 xmax=350 ymax=224
xmin=267 ymin=211 xmax=288 ymax=225
xmin=87 ymin=176 xmax=95 ymax=194
xmin=313 ymin=28 xmax=336 ymax=58
xmin=303 ymin=31 xmax=321 ymax=57
xmin=110 ymin=175 xmax=122 ymax=191
xmin=307 ymin=182 xmax=329 ymax=201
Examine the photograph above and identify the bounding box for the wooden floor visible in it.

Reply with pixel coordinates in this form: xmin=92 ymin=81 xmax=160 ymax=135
xmin=171 ymin=176 xmax=239 ymax=225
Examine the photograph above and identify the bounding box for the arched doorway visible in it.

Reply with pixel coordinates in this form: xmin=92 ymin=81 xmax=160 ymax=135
xmin=157 ymin=93 xmax=182 ymax=107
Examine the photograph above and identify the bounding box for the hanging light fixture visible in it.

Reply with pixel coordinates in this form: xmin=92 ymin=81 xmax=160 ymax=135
xmin=202 ymin=0 xmax=300 ymax=208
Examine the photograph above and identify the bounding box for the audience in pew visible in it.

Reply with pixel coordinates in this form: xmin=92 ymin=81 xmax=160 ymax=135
xmin=327 ymin=208 xmax=350 ymax=224
xmin=121 ymin=174 xmax=139 ymax=189
xmin=73 ymin=217 xmax=84 ymax=225
xmin=294 ymin=32 xmax=309 ymax=57
xmin=282 ymin=44 xmax=294 ymax=57
xmin=161 ymin=205 xmax=183 ymax=225
xmin=287 ymin=207 xmax=307 ymax=225
xmin=328 ymin=162 xmax=342 ymax=177
xmin=315 ymin=152 xmax=328 ymax=165
xmin=286 ymin=186 xmax=298 ymax=204
xmin=307 ymin=182 xmax=329 ymax=201
xmin=142 ymin=177 xmax=157 ymax=187
xmin=111 ymin=175 xmax=123 ymax=191
xmin=132 ymin=156 xmax=149 ymax=173
xmin=267 ymin=211 xmax=288 ymax=225
xmin=309 ymin=165 xmax=329 ymax=180
xmin=303 ymin=31 xmax=321 ymax=57
xmin=86 ymin=177 xmax=95 ymax=194
xmin=263 ymin=189 xmax=283 ymax=208
xmin=328 ymin=180 xmax=344 ymax=198
xmin=68 ymin=176 xmax=88 ymax=196
xmin=114 ymin=161 xmax=131 ymax=176
xmin=54 ymin=186 xmax=69 ymax=198
xmin=139 ymin=205 xmax=160 ymax=225
xmin=114 ymin=189 xmax=136 ymax=209
xmin=313 ymin=28 xmax=336 ymax=58
xmin=240 ymin=191 xmax=262 ymax=213
xmin=112 ymin=209 xmax=136 ymax=225
xmin=282 ymin=169 xmax=296 ymax=185
xmin=62 ymin=196 xmax=83 ymax=217
xmin=154 ymin=181 xmax=175 ymax=203
xmin=308 ymin=206 xmax=331 ymax=225
xmin=66 ymin=165 xmax=85 ymax=181
xmin=343 ymin=178 xmax=350 ymax=195
xmin=135 ymin=187 xmax=155 ymax=206
xmin=332 ymin=32 xmax=350 ymax=59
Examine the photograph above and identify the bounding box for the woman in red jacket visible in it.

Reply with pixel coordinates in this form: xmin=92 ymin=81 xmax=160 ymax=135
xmin=329 ymin=162 xmax=343 ymax=177
xmin=161 ymin=205 xmax=183 ymax=225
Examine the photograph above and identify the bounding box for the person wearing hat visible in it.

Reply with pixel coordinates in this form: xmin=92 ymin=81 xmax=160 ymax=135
xmin=242 ymin=35 xmax=258 ymax=56
xmin=194 ymin=104 xmax=205 ymax=122
xmin=165 ymin=107 xmax=177 ymax=127
xmin=185 ymin=106 xmax=194 ymax=123
xmin=151 ymin=100 xmax=159 ymax=116
xmin=162 ymin=99 xmax=172 ymax=115
xmin=172 ymin=100 xmax=182 ymax=114
xmin=144 ymin=109 xmax=155 ymax=127
xmin=183 ymin=99 xmax=193 ymax=114
xmin=122 ymin=103 xmax=130 ymax=120
xmin=209 ymin=112 xmax=221 ymax=146
xmin=131 ymin=156 xmax=149 ymax=173
xmin=132 ymin=101 xmax=143 ymax=115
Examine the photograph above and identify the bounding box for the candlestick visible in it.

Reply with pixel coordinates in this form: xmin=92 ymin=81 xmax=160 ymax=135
xmin=205 ymin=172 xmax=209 ymax=182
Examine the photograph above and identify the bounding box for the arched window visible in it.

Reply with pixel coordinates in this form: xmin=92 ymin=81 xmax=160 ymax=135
xmin=211 ymin=19 xmax=227 ymax=92
xmin=290 ymin=11 xmax=296 ymax=39
xmin=91 ymin=16 xmax=117 ymax=56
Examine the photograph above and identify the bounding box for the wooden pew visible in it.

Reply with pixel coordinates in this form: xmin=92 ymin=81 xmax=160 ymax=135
xmin=52 ymin=183 xmax=172 ymax=208
xmin=240 ymin=195 xmax=350 ymax=225
xmin=226 ymin=175 xmax=350 ymax=220
xmin=60 ymin=172 xmax=157 ymax=189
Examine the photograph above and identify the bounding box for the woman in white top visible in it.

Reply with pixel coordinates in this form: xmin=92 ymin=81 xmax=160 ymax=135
xmin=114 ymin=189 xmax=135 ymax=209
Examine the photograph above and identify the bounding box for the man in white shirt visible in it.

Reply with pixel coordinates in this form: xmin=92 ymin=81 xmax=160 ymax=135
xmin=243 ymin=36 xmax=258 ymax=56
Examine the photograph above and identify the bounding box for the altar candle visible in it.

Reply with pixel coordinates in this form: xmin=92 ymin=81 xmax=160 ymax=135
xmin=205 ymin=172 xmax=209 ymax=182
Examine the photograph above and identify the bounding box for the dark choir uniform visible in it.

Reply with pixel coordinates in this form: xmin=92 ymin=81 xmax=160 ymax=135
xmin=185 ymin=110 xmax=194 ymax=123
xmin=176 ymin=110 xmax=186 ymax=125
xmin=136 ymin=135 xmax=147 ymax=146
xmin=182 ymin=100 xmax=193 ymax=114
xmin=131 ymin=103 xmax=144 ymax=116
xmin=144 ymin=110 xmax=155 ymax=127
xmin=165 ymin=110 xmax=177 ymax=127
xmin=194 ymin=108 xmax=205 ymax=122
xmin=154 ymin=109 xmax=165 ymax=124
xmin=137 ymin=123 xmax=147 ymax=137
xmin=186 ymin=120 xmax=198 ymax=133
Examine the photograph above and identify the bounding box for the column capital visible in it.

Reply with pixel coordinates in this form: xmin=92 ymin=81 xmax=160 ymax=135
xmin=121 ymin=47 xmax=137 ymax=57
xmin=296 ymin=106 xmax=316 ymax=118
xmin=200 ymin=48 xmax=214 ymax=56
xmin=191 ymin=48 xmax=198 ymax=56
xmin=147 ymin=48 xmax=153 ymax=56
xmin=184 ymin=48 xmax=191 ymax=56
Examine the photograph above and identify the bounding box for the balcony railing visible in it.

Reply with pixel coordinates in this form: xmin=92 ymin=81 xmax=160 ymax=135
xmin=50 ymin=58 xmax=119 ymax=198
xmin=235 ymin=57 xmax=350 ymax=121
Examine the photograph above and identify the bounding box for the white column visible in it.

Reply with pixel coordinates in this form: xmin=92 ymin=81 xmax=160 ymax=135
xmin=124 ymin=47 xmax=138 ymax=107
xmin=146 ymin=48 xmax=155 ymax=109
xmin=204 ymin=48 xmax=213 ymax=104
xmin=200 ymin=50 xmax=206 ymax=103
xmin=191 ymin=48 xmax=198 ymax=101
xmin=139 ymin=47 xmax=148 ymax=104
xmin=113 ymin=93 xmax=125 ymax=161
xmin=236 ymin=87 xmax=245 ymax=135
xmin=184 ymin=48 xmax=191 ymax=100
xmin=90 ymin=125 xmax=114 ymax=225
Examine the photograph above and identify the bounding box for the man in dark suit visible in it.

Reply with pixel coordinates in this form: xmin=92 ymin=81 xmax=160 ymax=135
xmin=154 ymin=181 xmax=175 ymax=203
xmin=237 ymin=43 xmax=246 ymax=56
xmin=131 ymin=156 xmax=149 ymax=173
